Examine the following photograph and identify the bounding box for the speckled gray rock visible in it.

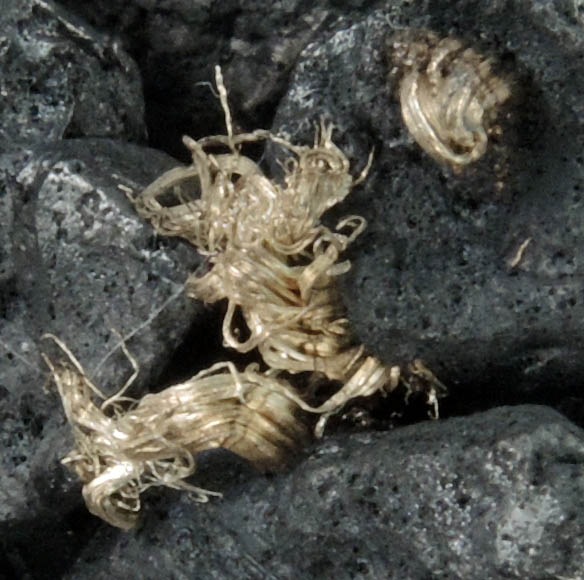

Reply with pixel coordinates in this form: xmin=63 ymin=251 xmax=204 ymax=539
xmin=53 ymin=405 xmax=584 ymax=580
xmin=54 ymin=0 xmax=348 ymax=159
xmin=3 ymin=1 xmax=584 ymax=579
xmin=0 ymin=139 xmax=205 ymax=572
xmin=0 ymin=0 xmax=146 ymax=153
xmin=271 ymin=0 xmax=584 ymax=413
xmin=2 ymin=139 xmax=202 ymax=391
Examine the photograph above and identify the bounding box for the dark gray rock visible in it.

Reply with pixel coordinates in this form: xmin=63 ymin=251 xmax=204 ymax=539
xmin=57 ymin=405 xmax=584 ymax=580
xmin=54 ymin=0 xmax=350 ymax=159
xmin=0 ymin=0 xmax=146 ymax=153
xmin=2 ymin=1 xmax=584 ymax=579
xmin=271 ymin=0 xmax=584 ymax=414
xmin=1 ymin=139 xmax=202 ymax=395
xmin=0 ymin=156 xmax=18 ymax=285
xmin=0 ymin=139 xmax=206 ymax=574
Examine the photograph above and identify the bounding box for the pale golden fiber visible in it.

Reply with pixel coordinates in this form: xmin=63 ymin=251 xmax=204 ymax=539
xmin=390 ymin=30 xmax=510 ymax=167
xmin=130 ymin=67 xmax=401 ymax=436
xmin=43 ymin=334 xmax=308 ymax=529
xmin=45 ymin=67 xmax=444 ymax=529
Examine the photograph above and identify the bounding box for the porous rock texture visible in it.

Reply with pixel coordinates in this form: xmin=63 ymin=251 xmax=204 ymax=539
xmin=53 ymin=0 xmax=342 ymax=160
xmin=272 ymin=0 xmax=584 ymax=419
xmin=0 ymin=0 xmax=146 ymax=153
xmin=1 ymin=0 xmax=584 ymax=578
xmin=60 ymin=405 xmax=584 ymax=580
xmin=0 ymin=138 xmax=204 ymax=574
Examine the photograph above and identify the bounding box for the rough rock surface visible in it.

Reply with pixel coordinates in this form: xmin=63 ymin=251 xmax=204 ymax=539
xmin=271 ymin=0 xmax=584 ymax=416
xmin=0 ymin=0 xmax=146 ymax=153
xmin=1 ymin=0 xmax=584 ymax=578
xmin=54 ymin=0 xmax=351 ymax=160
xmin=0 ymin=139 xmax=204 ymax=574
xmin=59 ymin=406 xmax=584 ymax=580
